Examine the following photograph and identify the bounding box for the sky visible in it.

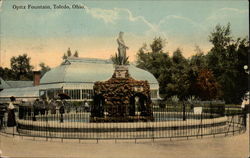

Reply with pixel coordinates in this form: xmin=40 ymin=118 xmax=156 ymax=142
xmin=0 ymin=0 xmax=249 ymax=69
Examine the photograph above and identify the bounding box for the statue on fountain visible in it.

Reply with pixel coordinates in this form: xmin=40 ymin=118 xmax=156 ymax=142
xmin=112 ymin=32 xmax=129 ymax=65
xmin=91 ymin=32 xmax=154 ymax=122
xmin=117 ymin=32 xmax=129 ymax=65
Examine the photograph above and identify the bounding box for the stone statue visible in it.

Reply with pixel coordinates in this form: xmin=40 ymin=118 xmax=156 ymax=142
xmin=117 ymin=32 xmax=129 ymax=65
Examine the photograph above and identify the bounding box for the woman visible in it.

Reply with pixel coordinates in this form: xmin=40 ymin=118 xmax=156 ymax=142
xmin=7 ymin=96 xmax=16 ymax=127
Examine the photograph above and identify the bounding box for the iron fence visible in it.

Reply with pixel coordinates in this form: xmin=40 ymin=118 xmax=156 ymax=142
xmin=0 ymin=104 xmax=246 ymax=141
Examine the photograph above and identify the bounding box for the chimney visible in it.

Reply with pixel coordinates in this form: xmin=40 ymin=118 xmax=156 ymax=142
xmin=33 ymin=71 xmax=41 ymax=86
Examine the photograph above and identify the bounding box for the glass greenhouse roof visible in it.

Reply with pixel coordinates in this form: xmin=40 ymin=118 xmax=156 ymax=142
xmin=41 ymin=58 xmax=159 ymax=87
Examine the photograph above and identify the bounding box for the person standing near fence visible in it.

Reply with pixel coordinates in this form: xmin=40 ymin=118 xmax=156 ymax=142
xmin=39 ymin=98 xmax=46 ymax=115
xmin=84 ymin=101 xmax=90 ymax=112
xmin=42 ymin=98 xmax=49 ymax=115
xmin=59 ymin=100 xmax=65 ymax=123
xmin=32 ymin=99 xmax=40 ymax=121
xmin=0 ymin=104 xmax=6 ymax=129
xmin=7 ymin=97 xmax=16 ymax=127
xmin=241 ymin=97 xmax=249 ymax=128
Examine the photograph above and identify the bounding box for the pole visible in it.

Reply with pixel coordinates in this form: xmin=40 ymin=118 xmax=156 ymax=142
xmin=248 ymin=92 xmax=250 ymax=158
xmin=245 ymin=65 xmax=250 ymax=158
xmin=243 ymin=64 xmax=249 ymax=158
xmin=183 ymin=101 xmax=186 ymax=121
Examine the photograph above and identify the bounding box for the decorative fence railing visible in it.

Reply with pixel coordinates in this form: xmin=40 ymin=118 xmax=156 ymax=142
xmin=0 ymin=105 xmax=246 ymax=141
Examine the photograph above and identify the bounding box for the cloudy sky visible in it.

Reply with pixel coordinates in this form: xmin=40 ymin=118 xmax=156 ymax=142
xmin=0 ymin=0 xmax=248 ymax=68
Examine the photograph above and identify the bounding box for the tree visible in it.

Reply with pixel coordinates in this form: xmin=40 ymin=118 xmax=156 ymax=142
xmin=62 ymin=54 xmax=67 ymax=60
xmin=207 ymin=23 xmax=249 ymax=103
xmin=73 ymin=51 xmax=79 ymax=57
xmin=190 ymin=52 xmax=207 ymax=69
xmin=10 ymin=54 xmax=33 ymax=80
xmin=188 ymin=47 xmax=208 ymax=97
xmin=0 ymin=67 xmax=15 ymax=80
xmin=150 ymin=37 xmax=166 ymax=53
xmin=207 ymin=23 xmax=233 ymax=78
xmin=136 ymin=37 xmax=172 ymax=97
xmin=193 ymin=69 xmax=221 ymax=100
xmin=167 ymin=48 xmax=190 ymax=100
xmin=67 ymin=48 xmax=72 ymax=57
xmin=39 ymin=62 xmax=51 ymax=77
xmin=62 ymin=48 xmax=80 ymax=61
xmin=209 ymin=23 xmax=232 ymax=50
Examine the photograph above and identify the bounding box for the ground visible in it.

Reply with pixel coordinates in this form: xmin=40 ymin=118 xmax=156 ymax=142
xmin=0 ymin=119 xmax=249 ymax=158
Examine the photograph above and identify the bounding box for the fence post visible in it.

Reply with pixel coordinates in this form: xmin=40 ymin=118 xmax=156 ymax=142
xmin=46 ymin=113 xmax=48 ymax=141
xmin=243 ymin=110 xmax=247 ymax=130
xmin=183 ymin=102 xmax=186 ymax=121
xmin=201 ymin=112 xmax=203 ymax=138
xmin=233 ymin=115 xmax=234 ymax=136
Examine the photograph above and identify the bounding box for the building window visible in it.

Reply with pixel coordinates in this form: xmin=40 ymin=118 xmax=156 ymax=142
xmin=64 ymin=89 xmax=81 ymax=100
xmin=82 ymin=89 xmax=93 ymax=100
xmin=63 ymin=89 xmax=93 ymax=100
xmin=43 ymin=89 xmax=63 ymax=99
xmin=150 ymin=90 xmax=158 ymax=98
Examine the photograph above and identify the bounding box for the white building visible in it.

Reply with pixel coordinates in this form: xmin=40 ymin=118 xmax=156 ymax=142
xmin=0 ymin=58 xmax=160 ymax=103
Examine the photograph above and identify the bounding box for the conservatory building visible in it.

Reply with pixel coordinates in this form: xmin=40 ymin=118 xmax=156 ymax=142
xmin=0 ymin=58 xmax=160 ymax=102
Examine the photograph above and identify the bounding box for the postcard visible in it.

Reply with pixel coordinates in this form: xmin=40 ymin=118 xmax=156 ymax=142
xmin=0 ymin=0 xmax=249 ymax=158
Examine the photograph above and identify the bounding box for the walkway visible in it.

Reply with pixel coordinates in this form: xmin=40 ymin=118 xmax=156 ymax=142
xmin=0 ymin=130 xmax=248 ymax=158
xmin=0 ymin=115 xmax=249 ymax=158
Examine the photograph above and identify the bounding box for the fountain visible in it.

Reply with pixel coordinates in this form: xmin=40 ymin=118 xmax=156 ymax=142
xmin=90 ymin=32 xmax=154 ymax=122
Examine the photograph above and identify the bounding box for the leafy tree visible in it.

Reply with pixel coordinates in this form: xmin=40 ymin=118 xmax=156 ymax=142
xmin=136 ymin=43 xmax=149 ymax=69
xmin=39 ymin=62 xmax=51 ymax=77
xmin=150 ymin=37 xmax=166 ymax=53
xmin=0 ymin=67 xmax=15 ymax=80
xmin=74 ymin=51 xmax=79 ymax=57
xmin=136 ymin=24 xmax=248 ymax=103
xmin=167 ymin=48 xmax=190 ymax=100
xmin=62 ymin=54 xmax=67 ymax=60
xmin=207 ymin=23 xmax=249 ymax=103
xmin=209 ymin=23 xmax=232 ymax=50
xmin=62 ymin=48 xmax=80 ymax=61
xmin=67 ymin=48 xmax=72 ymax=57
xmin=10 ymin=54 xmax=33 ymax=80
xmin=193 ymin=69 xmax=221 ymax=100
xmin=188 ymin=47 xmax=208 ymax=97
xmin=136 ymin=38 xmax=172 ymax=97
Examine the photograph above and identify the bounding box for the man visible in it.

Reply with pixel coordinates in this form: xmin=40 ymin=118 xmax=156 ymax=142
xmin=32 ymin=99 xmax=40 ymax=121
xmin=59 ymin=100 xmax=65 ymax=123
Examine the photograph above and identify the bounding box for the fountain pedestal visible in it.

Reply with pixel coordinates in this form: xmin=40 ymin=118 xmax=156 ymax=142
xmin=91 ymin=65 xmax=154 ymax=122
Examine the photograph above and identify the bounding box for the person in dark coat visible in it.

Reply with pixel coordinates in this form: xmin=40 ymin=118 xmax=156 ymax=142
xmin=7 ymin=97 xmax=16 ymax=127
xmin=59 ymin=100 xmax=65 ymax=123
xmin=32 ymin=99 xmax=40 ymax=121
xmin=38 ymin=98 xmax=46 ymax=115
xmin=0 ymin=104 xmax=7 ymax=129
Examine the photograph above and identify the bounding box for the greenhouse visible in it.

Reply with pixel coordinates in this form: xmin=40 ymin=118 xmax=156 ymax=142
xmin=0 ymin=58 xmax=160 ymax=103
